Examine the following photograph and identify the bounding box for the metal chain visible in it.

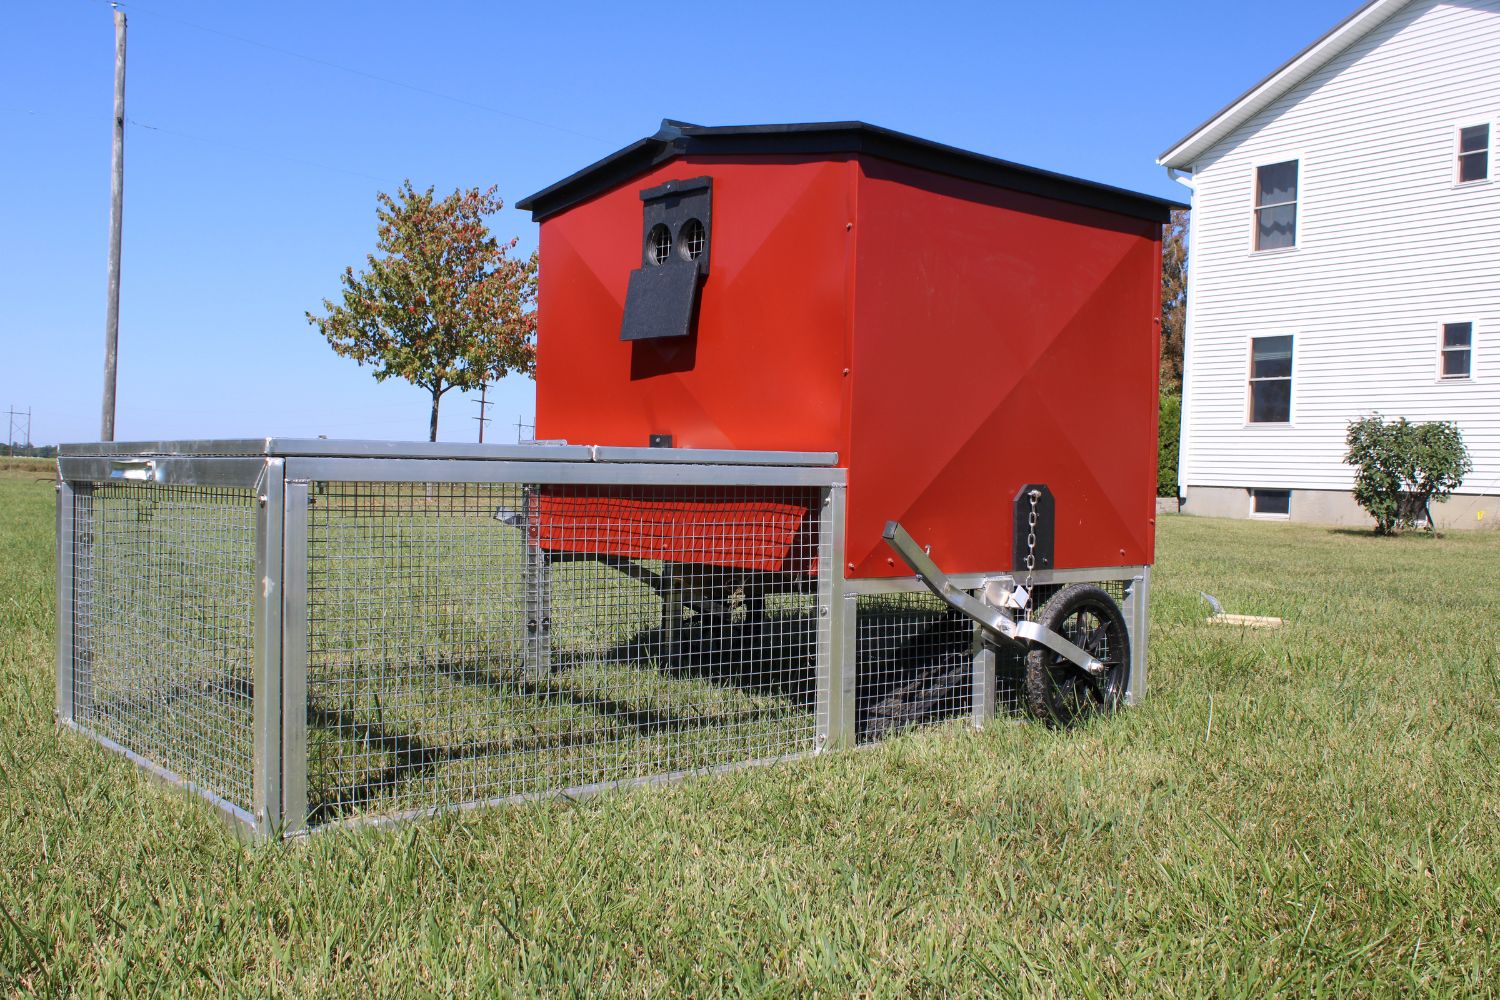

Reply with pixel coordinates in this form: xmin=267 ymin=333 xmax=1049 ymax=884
xmin=1023 ymin=488 xmax=1041 ymax=595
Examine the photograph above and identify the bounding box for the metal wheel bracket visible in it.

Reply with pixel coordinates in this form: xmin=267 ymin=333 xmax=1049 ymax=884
xmin=882 ymin=521 xmax=1105 ymax=676
xmin=1013 ymin=619 xmax=1107 ymax=676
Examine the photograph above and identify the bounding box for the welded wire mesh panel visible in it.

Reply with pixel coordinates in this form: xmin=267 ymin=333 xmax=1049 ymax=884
xmin=68 ymin=482 xmax=258 ymax=813
xmin=854 ymin=578 xmax=1134 ymax=742
xmin=855 ymin=592 xmax=979 ymax=743
xmin=303 ymin=480 xmax=827 ymax=825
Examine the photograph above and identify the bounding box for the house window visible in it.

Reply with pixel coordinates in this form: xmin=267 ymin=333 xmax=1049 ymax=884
xmin=1441 ymin=322 xmax=1472 ymax=379
xmin=1458 ymin=124 xmax=1490 ymax=183
xmin=1249 ymin=335 xmax=1293 ymax=422
xmin=1254 ymin=160 xmax=1298 ymax=250
xmin=1251 ymin=489 xmax=1291 ymax=517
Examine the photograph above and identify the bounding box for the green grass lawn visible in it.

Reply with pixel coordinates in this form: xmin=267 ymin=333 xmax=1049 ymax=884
xmin=2 ymin=463 xmax=1497 ymax=996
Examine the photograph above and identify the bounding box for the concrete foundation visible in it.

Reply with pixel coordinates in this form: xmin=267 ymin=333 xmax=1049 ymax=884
xmin=1180 ymin=486 xmax=1500 ymax=530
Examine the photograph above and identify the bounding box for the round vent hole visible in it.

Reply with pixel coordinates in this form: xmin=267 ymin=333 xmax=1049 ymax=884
xmin=648 ymin=224 xmax=672 ymax=265
xmin=680 ymin=219 xmax=706 ymax=261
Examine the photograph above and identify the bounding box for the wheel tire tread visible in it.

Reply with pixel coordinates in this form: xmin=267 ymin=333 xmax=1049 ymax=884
xmin=1022 ymin=583 xmax=1130 ymax=729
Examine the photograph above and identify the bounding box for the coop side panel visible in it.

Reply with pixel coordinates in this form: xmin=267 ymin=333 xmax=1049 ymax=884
xmin=846 ymin=157 xmax=1163 ymax=578
xmin=533 ymin=157 xmax=854 ymax=454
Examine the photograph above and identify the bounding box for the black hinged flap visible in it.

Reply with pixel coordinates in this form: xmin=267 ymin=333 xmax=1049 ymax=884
xmin=620 ymin=265 xmax=700 ymax=341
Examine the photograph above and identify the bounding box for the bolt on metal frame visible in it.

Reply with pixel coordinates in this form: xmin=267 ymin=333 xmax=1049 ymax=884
xmin=55 ymin=439 xmax=1148 ymax=840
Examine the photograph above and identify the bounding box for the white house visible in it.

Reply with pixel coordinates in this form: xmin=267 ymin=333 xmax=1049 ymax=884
xmin=1159 ymin=0 xmax=1500 ymax=527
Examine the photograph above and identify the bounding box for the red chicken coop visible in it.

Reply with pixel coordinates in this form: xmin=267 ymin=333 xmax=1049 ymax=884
xmin=519 ymin=119 xmax=1178 ymax=728
xmin=56 ymin=120 xmax=1180 ymax=839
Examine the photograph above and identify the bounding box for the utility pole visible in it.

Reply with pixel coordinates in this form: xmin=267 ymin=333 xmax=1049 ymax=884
xmin=101 ymin=6 xmax=126 ymax=441
xmin=5 ymin=406 xmax=31 ymax=457
xmin=472 ymin=382 xmax=492 ymax=442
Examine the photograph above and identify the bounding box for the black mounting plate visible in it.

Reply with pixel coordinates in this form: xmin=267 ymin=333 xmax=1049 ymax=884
xmin=1012 ymin=483 xmax=1055 ymax=572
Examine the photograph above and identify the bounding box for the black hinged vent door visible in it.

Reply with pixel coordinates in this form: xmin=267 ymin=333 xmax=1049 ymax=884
xmin=620 ymin=176 xmax=712 ymax=342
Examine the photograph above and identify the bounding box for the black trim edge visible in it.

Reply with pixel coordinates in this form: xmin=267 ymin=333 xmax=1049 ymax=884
xmin=517 ymin=119 xmax=1186 ymax=223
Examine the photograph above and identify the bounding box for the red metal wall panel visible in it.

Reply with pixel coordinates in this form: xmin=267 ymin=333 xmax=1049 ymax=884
xmin=845 ymin=158 xmax=1162 ymax=577
xmin=533 ymin=150 xmax=1162 ymax=580
xmin=534 ymin=156 xmax=854 ymax=453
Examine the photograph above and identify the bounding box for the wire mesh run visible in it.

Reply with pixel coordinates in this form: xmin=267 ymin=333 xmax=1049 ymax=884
xmin=854 ymin=578 xmax=1133 ymax=742
xmin=303 ymin=480 xmax=827 ymax=825
xmin=67 ymin=482 xmax=258 ymax=813
xmin=855 ymin=592 xmax=977 ymax=742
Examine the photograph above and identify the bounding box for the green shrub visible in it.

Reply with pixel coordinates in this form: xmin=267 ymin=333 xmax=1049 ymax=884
xmin=1157 ymin=392 xmax=1181 ymax=497
xmin=1344 ymin=415 xmax=1471 ymax=535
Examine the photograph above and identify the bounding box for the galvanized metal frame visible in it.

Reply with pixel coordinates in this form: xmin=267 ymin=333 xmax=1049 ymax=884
xmin=54 ymin=438 xmax=1151 ymax=837
xmin=308 ymin=752 xmax=815 ymax=836
xmin=57 ymin=461 xmax=266 ymax=840
xmin=60 ymin=438 xmax=837 ymax=468
xmin=1121 ymin=568 xmax=1150 ymax=705
xmin=815 ymin=482 xmax=849 ymax=750
xmin=520 ymin=485 xmax=553 ymax=682
xmin=57 ymin=440 xmax=847 ymax=837
xmin=971 ymin=623 xmax=997 ymax=730
xmin=280 ymin=457 xmax=838 ymax=488
xmin=840 ymin=564 xmax=1148 ymax=596
xmin=55 ymin=481 xmax=76 ymax=724
xmin=280 ymin=477 xmax=311 ymax=837
xmin=252 ymin=460 xmax=285 ymax=837
xmin=57 ymin=456 xmax=272 ymax=490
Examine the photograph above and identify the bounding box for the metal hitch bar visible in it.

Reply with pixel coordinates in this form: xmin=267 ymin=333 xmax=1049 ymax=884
xmin=881 ymin=521 xmax=1106 ymax=676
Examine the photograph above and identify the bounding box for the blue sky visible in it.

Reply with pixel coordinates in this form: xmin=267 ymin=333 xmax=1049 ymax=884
xmin=1 ymin=0 xmax=1358 ymax=446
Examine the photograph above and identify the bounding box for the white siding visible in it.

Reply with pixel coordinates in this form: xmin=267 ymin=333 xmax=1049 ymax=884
xmin=1182 ymin=0 xmax=1500 ymax=496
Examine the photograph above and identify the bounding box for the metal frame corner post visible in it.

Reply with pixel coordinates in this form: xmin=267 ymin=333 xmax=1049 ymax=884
xmin=971 ymin=612 xmax=997 ymax=730
xmin=280 ymin=476 xmax=310 ymax=836
xmin=252 ymin=458 xmax=286 ymax=839
xmin=520 ymin=485 xmax=553 ymax=680
xmin=55 ymin=480 xmax=77 ymax=723
xmin=815 ymin=483 xmax=855 ymax=751
xmin=1124 ymin=567 xmax=1150 ymax=706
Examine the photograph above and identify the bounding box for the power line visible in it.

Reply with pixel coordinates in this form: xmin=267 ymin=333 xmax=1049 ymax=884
xmin=92 ymin=0 xmax=612 ymax=146
xmin=126 ymin=117 xmax=395 ymax=184
xmin=0 ymin=105 xmax=398 ymax=185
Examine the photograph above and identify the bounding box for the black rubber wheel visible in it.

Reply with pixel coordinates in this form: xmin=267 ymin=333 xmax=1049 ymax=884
xmin=1023 ymin=584 xmax=1130 ymax=728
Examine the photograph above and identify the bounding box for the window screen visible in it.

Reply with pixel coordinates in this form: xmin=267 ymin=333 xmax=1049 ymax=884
xmin=1249 ymin=335 xmax=1293 ymax=423
xmin=1255 ymin=161 xmax=1298 ymax=250
xmin=1459 ymin=125 xmax=1490 ymax=184
xmin=1441 ymin=322 xmax=1472 ymax=379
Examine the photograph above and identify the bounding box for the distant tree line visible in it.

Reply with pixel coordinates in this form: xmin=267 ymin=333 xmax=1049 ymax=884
xmin=5 ymin=443 xmax=56 ymax=458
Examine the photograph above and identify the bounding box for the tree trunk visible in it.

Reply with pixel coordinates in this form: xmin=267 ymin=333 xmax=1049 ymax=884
xmin=429 ymin=380 xmax=442 ymax=442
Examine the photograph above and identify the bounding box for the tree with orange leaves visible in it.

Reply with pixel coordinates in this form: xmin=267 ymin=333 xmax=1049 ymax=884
xmin=308 ymin=181 xmax=538 ymax=441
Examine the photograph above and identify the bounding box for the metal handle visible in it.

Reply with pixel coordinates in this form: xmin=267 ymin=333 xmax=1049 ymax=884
xmin=882 ymin=520 xmax=1106 ymax=676
xmin=109 ymin=459 xmax=158 ymax=482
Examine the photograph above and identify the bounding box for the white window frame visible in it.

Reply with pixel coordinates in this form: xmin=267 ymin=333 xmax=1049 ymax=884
xmin=1246 ymin=332 xmax=1296 ymax=426
xmin=1249 ymin=155 xmax=1302 ymax=254
xmin=1249 ymin=488 xmax=1291 ymax=520
xmin=1455 ymin=121 xmax=1492 ymax=186
xmin=1438 ymin=320 xmax=1475 ymax=381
